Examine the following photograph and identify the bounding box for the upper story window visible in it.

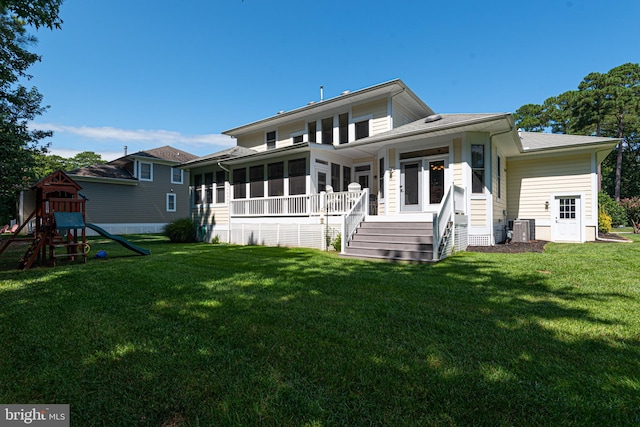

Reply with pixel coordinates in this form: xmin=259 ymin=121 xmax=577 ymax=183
xmin=171 ymin=167 xmax=183 ymax=184
xmin=339 ymin=113 xmax=349 ymax=144
xmin=266 ymin=131 xmax=276 ymax=150
xmin=291 ymin=131 xmax=304 ymax=144
xmin=355 ymin=119 xmax=370 ymax=140
xmin=321 ymin=117 xmax=333 ymax=145
xmin=308 ymin=121 xmax=317 ymax=143
xmin=471 ymin=144 xmax=485 ymax=194
xmin=139 ymin=161 xmax=153 ymax=181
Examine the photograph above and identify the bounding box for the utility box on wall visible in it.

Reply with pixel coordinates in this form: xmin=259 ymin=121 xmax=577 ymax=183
xmin=513 ymin=220 xmax=530 ymax=243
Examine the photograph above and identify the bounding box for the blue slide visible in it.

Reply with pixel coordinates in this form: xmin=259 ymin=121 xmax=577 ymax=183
xmin=86 ymin=223 xmax=151 ymax=256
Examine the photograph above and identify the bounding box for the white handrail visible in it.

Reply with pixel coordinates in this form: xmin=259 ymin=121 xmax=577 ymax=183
xmin=341 ymin=188 xmax=369 ymax=253
xmin=432 ymin=185 xmax=454 ymax=261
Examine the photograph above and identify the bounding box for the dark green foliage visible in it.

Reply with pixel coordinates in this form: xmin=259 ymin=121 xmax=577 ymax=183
xmin=163 ymin=218 xmax=197 ymax=243
xmin=514 ymin=63 xmax=640 ymax=200
xmin=0 ymin=1 xmax=63 ymax=224
xmin=599 ymin=191 xmax=627 ymax=227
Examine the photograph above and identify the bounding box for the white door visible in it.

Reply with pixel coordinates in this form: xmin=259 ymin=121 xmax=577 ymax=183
xmin=552 ymin=196 xmax=581 ymax=242
xmin=400 ymin=161 xmax=421 ymax=211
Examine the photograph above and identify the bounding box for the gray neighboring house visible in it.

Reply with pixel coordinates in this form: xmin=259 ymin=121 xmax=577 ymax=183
xmin=68 ymin=146 xmax=198 ymax=235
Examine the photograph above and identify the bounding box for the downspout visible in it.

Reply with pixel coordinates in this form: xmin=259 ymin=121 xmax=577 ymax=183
xmin=218 ymin=162 xmax=232 ymax=244
xmin=489 ymin=122 xmax=515 ymax=244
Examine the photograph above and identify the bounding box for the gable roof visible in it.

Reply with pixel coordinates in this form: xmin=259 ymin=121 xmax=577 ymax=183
xmin=68 ymin=164 xmax=136 ymax=181
xmin=110 ymin=145 xmax=198 ymax=166
xmin=223 ymin=79 xmax=434 ymax=138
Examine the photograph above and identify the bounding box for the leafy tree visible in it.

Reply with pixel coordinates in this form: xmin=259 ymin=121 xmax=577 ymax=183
xmin=619 ymin=197 xmax=640 ymax=233
xmin=33 ymin=150 xmax=106 ymax=178
xmin=0 ymin=0 xmax=62 ymax=224
xmin=514 ymin=63 xmax=640 ymax=201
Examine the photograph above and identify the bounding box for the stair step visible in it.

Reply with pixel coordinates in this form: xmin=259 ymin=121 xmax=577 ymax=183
xmin=348 ymin=241 xmax=432 ymax=251
xmin=355 ymin=228 xmax=432 ymax=237
xmin=343 ymin=247 xmax=434 ymax=262
xmin=352 ymin=234 xmax=433 ymax=244
xmin=359 ymin=221 xmax=433 ymax=230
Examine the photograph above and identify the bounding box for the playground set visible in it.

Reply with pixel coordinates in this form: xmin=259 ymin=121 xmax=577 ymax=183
xmin=0 ymin=170 xmax=149 ymax=270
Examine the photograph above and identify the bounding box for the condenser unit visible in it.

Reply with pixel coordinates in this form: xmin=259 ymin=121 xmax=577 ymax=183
xmin=513 ymin=220 xmax=530 ymax=243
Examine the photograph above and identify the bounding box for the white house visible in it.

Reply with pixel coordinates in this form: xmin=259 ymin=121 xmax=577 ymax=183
xmin=181 ymin=79 xmax=618 ymax=261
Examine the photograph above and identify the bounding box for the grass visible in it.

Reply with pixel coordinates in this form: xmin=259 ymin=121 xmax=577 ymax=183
xmin=1 ymin=234 xmax=639 ymax=426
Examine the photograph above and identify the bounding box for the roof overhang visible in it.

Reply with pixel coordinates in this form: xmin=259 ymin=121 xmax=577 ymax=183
xmin=210 ymin=142 xmax=312 ymax=167
xmin=67 ymin=175 xmax=138 ymax=186
xmin=223 ymin=79 xmax=434 ymax=138
xmin=335 ymin=114 xmax=521 ymax=157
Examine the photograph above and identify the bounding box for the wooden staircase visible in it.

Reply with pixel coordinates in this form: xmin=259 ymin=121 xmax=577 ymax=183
xmin=341 ymin=221 xmax=435 ymax=262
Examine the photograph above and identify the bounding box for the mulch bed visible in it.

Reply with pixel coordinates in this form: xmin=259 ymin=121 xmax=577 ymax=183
xmin=467 ymin=240 xmax=548 ymax=253
xmin=467 ymin=232 xmax=631 ymax=254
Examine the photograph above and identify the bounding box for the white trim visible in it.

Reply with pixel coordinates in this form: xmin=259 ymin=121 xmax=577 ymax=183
xmin=138 ymin=161 xmax=153 ymax=182
xmin=171 ymin=167 xmax=184 ymax=184
xmin=166 ymin=193 xmax=177 ymax=212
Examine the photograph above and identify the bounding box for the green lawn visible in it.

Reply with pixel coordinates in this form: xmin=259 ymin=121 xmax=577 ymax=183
xmin=1 ymin=235 xmax=639 ymax=426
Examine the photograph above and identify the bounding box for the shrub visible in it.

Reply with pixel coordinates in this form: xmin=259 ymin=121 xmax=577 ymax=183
xmin=598 ymin=206 xmax=612 ymax=233
xmin=598 ymin=192 xmax=626 ymax=227
xmin=163 ymin=218 xmax=197 ymax=243
xmin=330 ymin=233 xmax=342 ymax=252
xmin=620 ymin=197 xmax=640 ymax=234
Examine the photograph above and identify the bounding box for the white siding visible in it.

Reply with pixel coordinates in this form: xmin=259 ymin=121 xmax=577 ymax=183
xmin=507 ymin=154 xmax=592 ymax=221
xmin=237 ymin=131 xmax=265 ymax=152
xmin=353 ymin=99 xmax=389 ymax=136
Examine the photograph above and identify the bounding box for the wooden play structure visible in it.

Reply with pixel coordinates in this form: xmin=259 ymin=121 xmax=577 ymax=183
xmin=0 ymin=170 xmax=89 ymax=270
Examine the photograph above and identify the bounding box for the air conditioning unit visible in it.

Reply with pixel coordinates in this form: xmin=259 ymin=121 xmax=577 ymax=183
xmin=513 ymin=220 xmax=530 ymax=243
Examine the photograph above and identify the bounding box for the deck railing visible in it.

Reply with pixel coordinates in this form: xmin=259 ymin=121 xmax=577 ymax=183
xmin=230 ymin=191 xmax=366 ymax=217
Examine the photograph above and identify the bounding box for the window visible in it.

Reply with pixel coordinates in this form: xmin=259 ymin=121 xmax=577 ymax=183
xmin=355 ymin=119 xmax=369 ymax=140
xmin=321 ymin=117 xmax=333 ymax=145
xmin=204 ymin=172 xmax=214 ymax=204
xmin=288 ymin=158 xmax=306 ymax=195
xmin=166 ymin=193 xmax=176 ymax=212
xmin=339 ymin=113 xmax=349 ymax=144
xmin=331 ymin=163 xmax=340 ymax=191
xmin=318 ymin=172 xmax=327 ymax=192
xmin=292 ymin=133 xmax=304 ymax=144
xmin=343 ymin=166 xmax=351 ymax=191
xmin=193 ymin=174 xmax=202 ymax=205
xmin=559 ymin=198 xmax=576 ymax=219
xmin=471 ymin=144 xmax=485 ymax=194
xmin=268 ymin=162 xmax=284 ymax=196
xmin=216 ymin=170 xmax=226 ymax=203
xmin=497 ymin=155 xmax=501 ymax=199
xmin=379 ymin=158 xmax=385 ymax=198
xmin=308 ymin=121 xmax=316 ymax=143
xmin=233 ymin=168 xmax=246 ymax=199
xmin=266 ymin=131 xmax=276 ymax=150
xmin=139 ymin=162 xmax=153 ymax=181
xmin=171 ymin=168 xmax=183 ymax=184
xmin=250 ymin=165 xmax=264 ymax=198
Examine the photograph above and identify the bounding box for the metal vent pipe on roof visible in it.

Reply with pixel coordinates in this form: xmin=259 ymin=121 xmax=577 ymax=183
xmin=320 ymin=85 xmax=324 ymax=102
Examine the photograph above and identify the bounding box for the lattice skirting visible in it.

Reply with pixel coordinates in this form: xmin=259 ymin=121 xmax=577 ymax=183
xmin=468 ymin=234 xmax=492 ymax=247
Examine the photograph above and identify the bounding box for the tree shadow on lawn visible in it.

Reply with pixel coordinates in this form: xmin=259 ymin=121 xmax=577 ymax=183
xmin=0 ymin=244 xmax=639 ymax=425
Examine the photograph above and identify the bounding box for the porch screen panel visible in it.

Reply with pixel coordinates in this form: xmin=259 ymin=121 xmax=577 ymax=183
xmin=205 ymin=172 xmax=214 ymax=204
xmin=216 ymin=170 xmax=226 ymax=203
xmin=343 ymin=166 xmax=351 ymax=191
xmin=288 ymin=158 xmax=306 ymax=195
xmin=331 ymin=163 xmax=340 ymax=191
xmin=250 ymin=165 xmax=264 ymax=198
xmin=233 ymin=168 xmax=246 ymax=199
xmin=429 ymin=160 xmax=445 ymax=204
xmin=193 ymin=174 xmax=203 ymax=205
xmin=268 ymin=162 xmax=284 ymax=196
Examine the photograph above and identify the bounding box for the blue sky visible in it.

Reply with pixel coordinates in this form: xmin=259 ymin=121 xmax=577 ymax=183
xmin=27 ymin=0 xmax=640 ymax=161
